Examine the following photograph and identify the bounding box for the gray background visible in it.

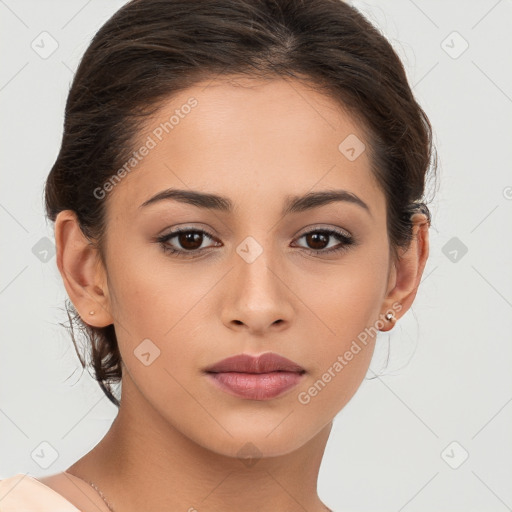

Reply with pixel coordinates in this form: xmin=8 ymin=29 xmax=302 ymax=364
xmin=1 ymin=1 xmax=511 ymax=511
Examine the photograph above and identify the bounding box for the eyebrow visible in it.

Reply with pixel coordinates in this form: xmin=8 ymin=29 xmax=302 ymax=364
xmin=139 ymin=188 xmax=371 ymax=217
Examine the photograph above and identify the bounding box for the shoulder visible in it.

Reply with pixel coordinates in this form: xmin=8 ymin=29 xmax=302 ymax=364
xmin=0 ymin=473 xmax=81 ymax=511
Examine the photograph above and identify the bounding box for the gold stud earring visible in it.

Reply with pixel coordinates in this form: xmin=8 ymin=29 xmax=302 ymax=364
xmin=89 ymin=310 xmax=95 ymax=315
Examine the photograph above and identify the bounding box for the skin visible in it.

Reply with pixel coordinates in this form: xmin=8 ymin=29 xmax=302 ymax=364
xmin=45 ymin=76 xmax=429 ymax=512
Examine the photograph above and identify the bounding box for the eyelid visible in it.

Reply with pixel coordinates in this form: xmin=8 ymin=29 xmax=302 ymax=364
xmin=158 ymin=223 xmax=218 ymax=239
xmin=158 ymin=223 xmax=352 ymax=243
xmin=160 ymin=226 xmax=220 ymax=244
xmin=156 ymin=223 xmax=356 ymax=259
xmin=295 ymin=223 xmax=352 ymax=238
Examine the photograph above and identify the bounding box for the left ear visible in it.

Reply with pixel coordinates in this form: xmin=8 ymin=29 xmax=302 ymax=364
xmin=54 ymin=210 xmax=114 ymax=328
xmin=380 ymin=213 xmax=430 ymax=332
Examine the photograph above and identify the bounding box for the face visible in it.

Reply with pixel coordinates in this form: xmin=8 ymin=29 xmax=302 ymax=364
xmin=78 ymin=76 xmax=401 ymax=457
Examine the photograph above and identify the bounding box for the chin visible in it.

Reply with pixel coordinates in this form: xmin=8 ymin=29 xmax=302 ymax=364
xmin=187 ymin=413 xmax=323 ymax=461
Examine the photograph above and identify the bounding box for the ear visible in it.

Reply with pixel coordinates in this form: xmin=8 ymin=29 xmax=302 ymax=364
xmin=54 ymin=210 xmax=114 ymax=327
xmin=379 ymin=213 xmax=430 ymax=332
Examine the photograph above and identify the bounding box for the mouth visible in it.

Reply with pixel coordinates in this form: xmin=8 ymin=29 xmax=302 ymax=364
xmin=203 ymin=352 xmax=306 ymax=401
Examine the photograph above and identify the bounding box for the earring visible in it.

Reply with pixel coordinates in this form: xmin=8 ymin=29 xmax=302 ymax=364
xmin=385 ymin=312 xmax=395 ymax=322
xmin=89 ymin=310 xmax=95 ymax=315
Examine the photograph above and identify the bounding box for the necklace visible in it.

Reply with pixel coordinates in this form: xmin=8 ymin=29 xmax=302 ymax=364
xmin=66 ymin=472 xmax=333 ymax=512
xmin=87 ymin=481 xmax=116 ymax=512
xmin=65 ymin=472 xmax=115 ymax=512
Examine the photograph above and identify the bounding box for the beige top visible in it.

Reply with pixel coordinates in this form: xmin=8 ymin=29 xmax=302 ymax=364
xmin=1 ymin=472 xmax=344 ymax=511
xmin=0 ymin=472 xmax=112 ymax=512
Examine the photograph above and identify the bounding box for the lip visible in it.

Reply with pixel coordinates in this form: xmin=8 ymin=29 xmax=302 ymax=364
xmin=204 ymin=352 xmax=305 ymax=400
xmin=204 ymin=352 xmax=305 ymax=374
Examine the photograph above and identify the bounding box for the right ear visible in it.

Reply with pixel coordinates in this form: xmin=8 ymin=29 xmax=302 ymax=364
xmin=54 ymin=210 xmax=114 ymax=327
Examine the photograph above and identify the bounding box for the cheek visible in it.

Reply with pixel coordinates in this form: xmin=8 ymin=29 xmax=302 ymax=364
xmin=292 ymin=292 xmax=381 ymax=429
xmin=293 ymin=338 xmax=374 ymax=438
xmin=298 ymin=244 xmax=389 ymax=347
xmin=104 ymin=246 xmax=218 ymax=374
xmin=104 ymin=239 xmax=187 ymax=333
xmin=291 ymin=249 xmax=388 ymax=414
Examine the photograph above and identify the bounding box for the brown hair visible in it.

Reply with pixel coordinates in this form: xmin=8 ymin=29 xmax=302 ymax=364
xmin=44 ymin=0 xmax=437 ymax=408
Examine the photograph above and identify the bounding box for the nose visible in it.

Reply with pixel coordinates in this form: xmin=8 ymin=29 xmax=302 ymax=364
xmin=220 ymin=241 xmax=294 ymax=335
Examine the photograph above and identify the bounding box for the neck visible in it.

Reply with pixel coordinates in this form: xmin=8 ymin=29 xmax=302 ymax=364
xmin=67 ymin=373 xmax=333 ymax=512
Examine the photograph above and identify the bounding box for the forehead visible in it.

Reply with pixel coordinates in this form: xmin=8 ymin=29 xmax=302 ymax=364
xmin=107 ymin=76 xmax=385 ymax=220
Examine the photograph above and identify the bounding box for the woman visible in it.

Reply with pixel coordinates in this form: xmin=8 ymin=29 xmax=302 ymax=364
xmin=0 ymin=0 xmax=434 ymax=510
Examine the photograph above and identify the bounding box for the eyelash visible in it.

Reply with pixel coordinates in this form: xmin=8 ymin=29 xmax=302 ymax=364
xmin=156 ymin=226 xmax=356 ymax=259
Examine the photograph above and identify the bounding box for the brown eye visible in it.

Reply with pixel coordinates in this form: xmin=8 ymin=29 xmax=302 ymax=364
xmin=304 ymin=232 xmax=330 ymax=250
xmin=176 ymin=231 xmax=204 ymax=250
xmin=156 ymin=228 xmax=220 ymax=258
xmin=294 ymin=228 xmax=355 ymax=255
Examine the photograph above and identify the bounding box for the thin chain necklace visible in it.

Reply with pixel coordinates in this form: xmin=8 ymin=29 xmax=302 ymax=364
xmin=87 ymin=481 xmax=116 ymax=512
xmin=65 ymin=472 xmax=115 ymax=512
xmin=66 ymin=472 xmax=333 ymax=512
